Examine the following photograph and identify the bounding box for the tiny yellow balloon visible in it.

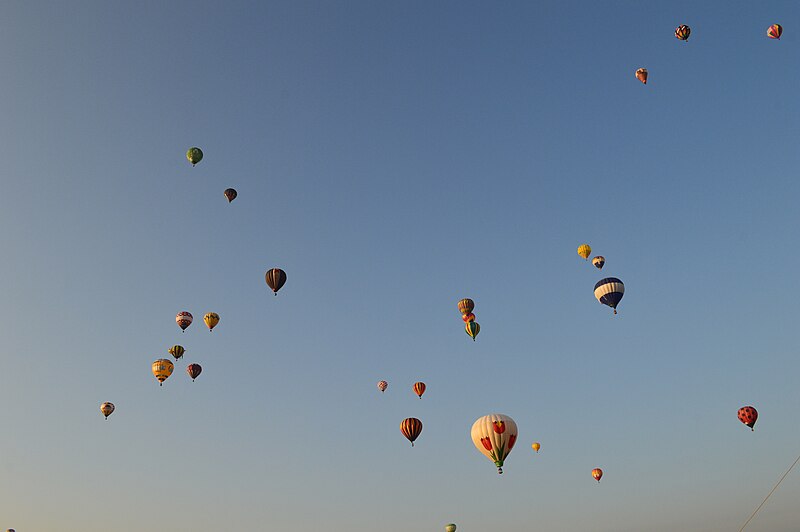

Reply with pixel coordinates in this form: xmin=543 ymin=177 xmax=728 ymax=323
xmin=532 ymin=442 xmax=540 ymax=453
xmin=577 ymin=244 xmax=592 ymax=260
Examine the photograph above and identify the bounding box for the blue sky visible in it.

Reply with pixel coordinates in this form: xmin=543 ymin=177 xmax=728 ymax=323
xmin=2 ymin=1 xmax=800 ymax=530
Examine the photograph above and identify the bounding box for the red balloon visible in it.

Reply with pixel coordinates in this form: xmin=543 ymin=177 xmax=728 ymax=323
xmin=461 ymin=313 xmax=476 ymax=323
xmin=187 ymin=363 xmax=202 ymax=381
xmin=413 ymin=381 xmax=426 ymax=398
xmin=738 ymin=406 xmax=758 ymax=431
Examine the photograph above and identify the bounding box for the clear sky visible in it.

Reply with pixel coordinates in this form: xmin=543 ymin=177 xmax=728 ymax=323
xmin=1 ymin=1 xmax=800 ymax=530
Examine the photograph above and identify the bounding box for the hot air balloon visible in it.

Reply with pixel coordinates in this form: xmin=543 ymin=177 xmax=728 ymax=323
xmin=465 ymin=321 xmax=480 ymax=341
xmin=377 ymin=380 xmax=388 ymax=393
xmin=186 ymin=147 xmax=203 ymax=166
xmin=457 ymin=298 xmax=474 ymax=315
xmin=768 ymin=24 xmax=783 ymax=39
xmin=675 ymin=24 xmax=691 ymax=41
xmin=532 ymin=442 xmax=541 ymax=453
xmin=265 ymin=268 xmax=287 ymax=295
xmin=461 ymin=312 xmax=476 ymax=323
xmin=176 ymin=311 xmax=193 ymax=332
xmin=592 ymin=256 xmax=605 ymax=269
xmin=187 ymin=363 xmax=202 ymax=381
xmin=224 ymin=188 xmax=237 ymax=203
xmin=168 ymin=345 xmax=185 ymax=361
xmin=400 ymin=418 xmax=423 ymax=447
xmin=413 ymin=382 xmax=426 ymax=399
xmin=100 ymin=402 xmax=115 ymax=419
xmin=204 ymin=312 xmax=220 ymax=331
xmin=577 ymin=244 xmax=592 ymax=260
xmin=738 ymin=406 xmax=758 ymax=431
xmin=445 ymin=525 xmax=457 ymax=532
xmin=594 ymin=277 xmax=624 ymax=314
xmin=635 ymin=68 xmax=648 ymax=84
xmin=152 ymin=359 xmax=174 ymax=386
xmin=592 ymin=468 xmax=603 ymax=482
xmin=471 ymin=413 xmax=518 ymax=474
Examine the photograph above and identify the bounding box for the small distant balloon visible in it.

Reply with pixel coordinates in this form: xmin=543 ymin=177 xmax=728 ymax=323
xmin=152 ymin=359 xmax=175 ymax=386
xmin=592 ymin=468 xmax=603 ymax=482
xmin=400 ymin=418 xmax=423 ymax=447
xmin=675 ymin=24 xmax=691 ymax=41
xmin=461 ymin=312 xmax=476 ymax=323
xmin=176 ymin=311 xmax=193 ymax=332
xmin=445 ymin=525 xmax=457 ymax=532
xmin=186 ymin=147 xmax=203 ymax=166
xmin=532 ymin=442 xmax=540 ymax=453
xmin=577 ymin=244 xmax=592 ymax=260
xmin=224 ymin=188 xmax=238 ymax=203
xmin=377 ymin=380 xmax=388 ymax=393
xmin=265 ymin=268 xmax=287 ymax=295
xmin=204 ymin=312 xmax=220 ymax=331
xmin=100 ymin=402 xmax=115 ymax=419
xmin=465 ymin=321 xmax=480 ymax=341
xmin=767 ymin=24 xmax=783 ymax=39
xmin=457 ymin=298 xmax=475 ymax=315
xmin=738 ymin=406 xmax=758 ymax=431
xmin=594 ymin=277 xmax=625 ymax=314
xmin=168 ymin=345 xmax=185 ymax=361
xmin=187 ymin=363 xmax=202 ymax=381
xmin=413 ymin=381 xmax=426 ymax=399
xmin=592 ymin=256 xmax=605 ymax=270
xmin=635 ymin=68 xmax=648 ymax=84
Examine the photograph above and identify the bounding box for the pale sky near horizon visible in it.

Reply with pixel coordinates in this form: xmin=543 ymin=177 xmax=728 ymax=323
xmin=2 ymin=1 xmax=800 ymax=531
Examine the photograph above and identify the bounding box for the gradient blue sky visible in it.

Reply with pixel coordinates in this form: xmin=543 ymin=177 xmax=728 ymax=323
xmin=2 ymin=1 xmax=800 ymax=530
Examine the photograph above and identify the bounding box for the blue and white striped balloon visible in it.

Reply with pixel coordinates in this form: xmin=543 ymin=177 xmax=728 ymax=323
xmin=594 ymin=277 xmax=624 ymax=314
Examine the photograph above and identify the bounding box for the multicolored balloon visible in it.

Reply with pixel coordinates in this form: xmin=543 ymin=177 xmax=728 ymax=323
xmin=461 ymin=312 xmax=476 ymax=323
xmin=457 ymin=298 xmax=475 ymax=315
xmin=738 ymin=406 xmax=758 ymax=431
xmin=204 ymin=312 xmax=220 ymax=331
xmin=592 ymin=468 xmax=603 ymax=482
xmin=532 ymin=442 xmax=540 ymax=453
xmin=635 ymin=68 xmax=648 ymax=84
xmin=577 ymin=244 xmax=592 ymax=260
xmin=187 ymin=363 xmax=202 ymax=381
xmin=471 ymin=413 xmax=518 ymax=474
xmin=168 ymin=345 xmax=185 ymax=361
xmin=465 ymin=321 xmax=480 ymax=341
xmin=100 ymin=402 xmax=115 ymax=419
xmin=152 ymin=359 xmax=175 ymax=386
xmin=186 ymin=147 xmax=203 ymax=166
xmin=413 ymin=381 xmax=426 ymax=399
xmin=592 ymin=256 xmax=605 ymax=269
xmin=767 ymin=24 xmax=783 ymax=39
xmin=400 ymin=418 xmax=423 ymax=447
xmin=675 ymin=24 xmax=691 ymax=41
xmin=224 ymin=188 xmax=237 ymax=203
xmin=265 ymin=268 xmax=287 ymax=295
xmin=176 ymin=311 xmax=193 ymax=332
xmin=594 ymin=277 xmax=625 ymax=314
xmin=377 ymin=380 xmax=388 ymax=393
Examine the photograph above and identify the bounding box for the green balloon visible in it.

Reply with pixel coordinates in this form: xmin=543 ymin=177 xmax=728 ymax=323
xmin=186 ymin=147 xmax=203 ymax=166
xmin=445 ymin=525 xmax=457 ymax=532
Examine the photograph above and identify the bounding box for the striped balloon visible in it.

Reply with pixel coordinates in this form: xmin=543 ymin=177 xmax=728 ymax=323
xmin=767 ymin=24 xmax=783 ymax=39
xmin=176 ymin=311 xmax=193 ymax=332
xmin=265 ymin=268 xmax=287 ymax=295
xmin=168 ymin=345 xmax=185 ymax=360
xmin=674 ymin=24 xmax=690 ymax=41
xmin=594 ymin=278 xmax=625 ymax=314
xmin=413 ymin=381 xmax=426 ymax=399
xmin=377 ymin=380 xmax=388 ymax=393
xmin=457 ymin=298 xmax=474 ymax=315
xmin=465 ymin=321 xmax=480 ymax=341
xmin=471 ymin=413 xmax=518 ymax=474
xmin=400 ymin=418 xmax=423 ymax=447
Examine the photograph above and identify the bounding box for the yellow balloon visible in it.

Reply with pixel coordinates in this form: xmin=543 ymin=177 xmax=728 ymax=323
xmin=152 ymin=359 xmax=175 ymax=386
xmin=577 ymin=244 xmax=592 ymax=260
xmin=532 ymin=442 xmax=540 ymax=453
xmin=204 ymin=312 xmax=220 ymax=331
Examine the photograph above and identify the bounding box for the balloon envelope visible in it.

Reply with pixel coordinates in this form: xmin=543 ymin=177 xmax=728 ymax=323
xmin=457 ymin=298 xmax=474 ymax=315
xmin=204 ymin=312 xmax=220 ymax=331
xmin=445 ymin=525 xmax=457 ymax=532
xmin=377 ymin=380 xmax=388 ymax=393
xmin=635 ymin=68 xmax=648 ymax=84
xmin=738 ymin=406 xmax=758 ymax=430
xmin=413 ymin=382 xmax=426 ymax=398
xmin=465 ymin=321 xmax=480 ymax=341
xmin=577 ymin=244 xmax=592 ymax=260
xmin=594 ymin=277 xmax=625 ymax=314
xmin=168 ymin=345 xmax=185 ymax=360
xmin=400 ymin=418 xmax=423 ymax=446
xmin=471 ymin=413 xmax=518 ymax=474
xmin=186 ymin=147 xmax=203 ymax=166
xmin=532 ymin=442 xmax=540 ymax=453
xmin=768 ymin=24 xmax=783 ymax=39
xmin=224 ymin=188 xmax=237 ymax=202
xmin=176 ymin=311 xmax=193 ymax=331
xmin=100 ymin=402 xmax=115 ymax=419
xmin=152 ymin=359 xmax=175 ymax=386
xmin=592 ymin=256 xmax=605 ymax=269
xmin=265 ymin=268 xmax=287 ymax=294
xmin=592 ymin=468 xmax=603 ymax=482
xmin=675 ymin=24 xmax=691 ymax=41
xmin=187 ymin=363 xmax=202 ymax=381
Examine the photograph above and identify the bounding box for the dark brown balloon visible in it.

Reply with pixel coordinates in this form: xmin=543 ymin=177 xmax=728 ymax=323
xmin=187 ymin=363 xmax=202 ymax=381
xmin=265 ymin=268 xmax=287 ymax=295
xmin=224 ymin=188 xmax=238 ymax=203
